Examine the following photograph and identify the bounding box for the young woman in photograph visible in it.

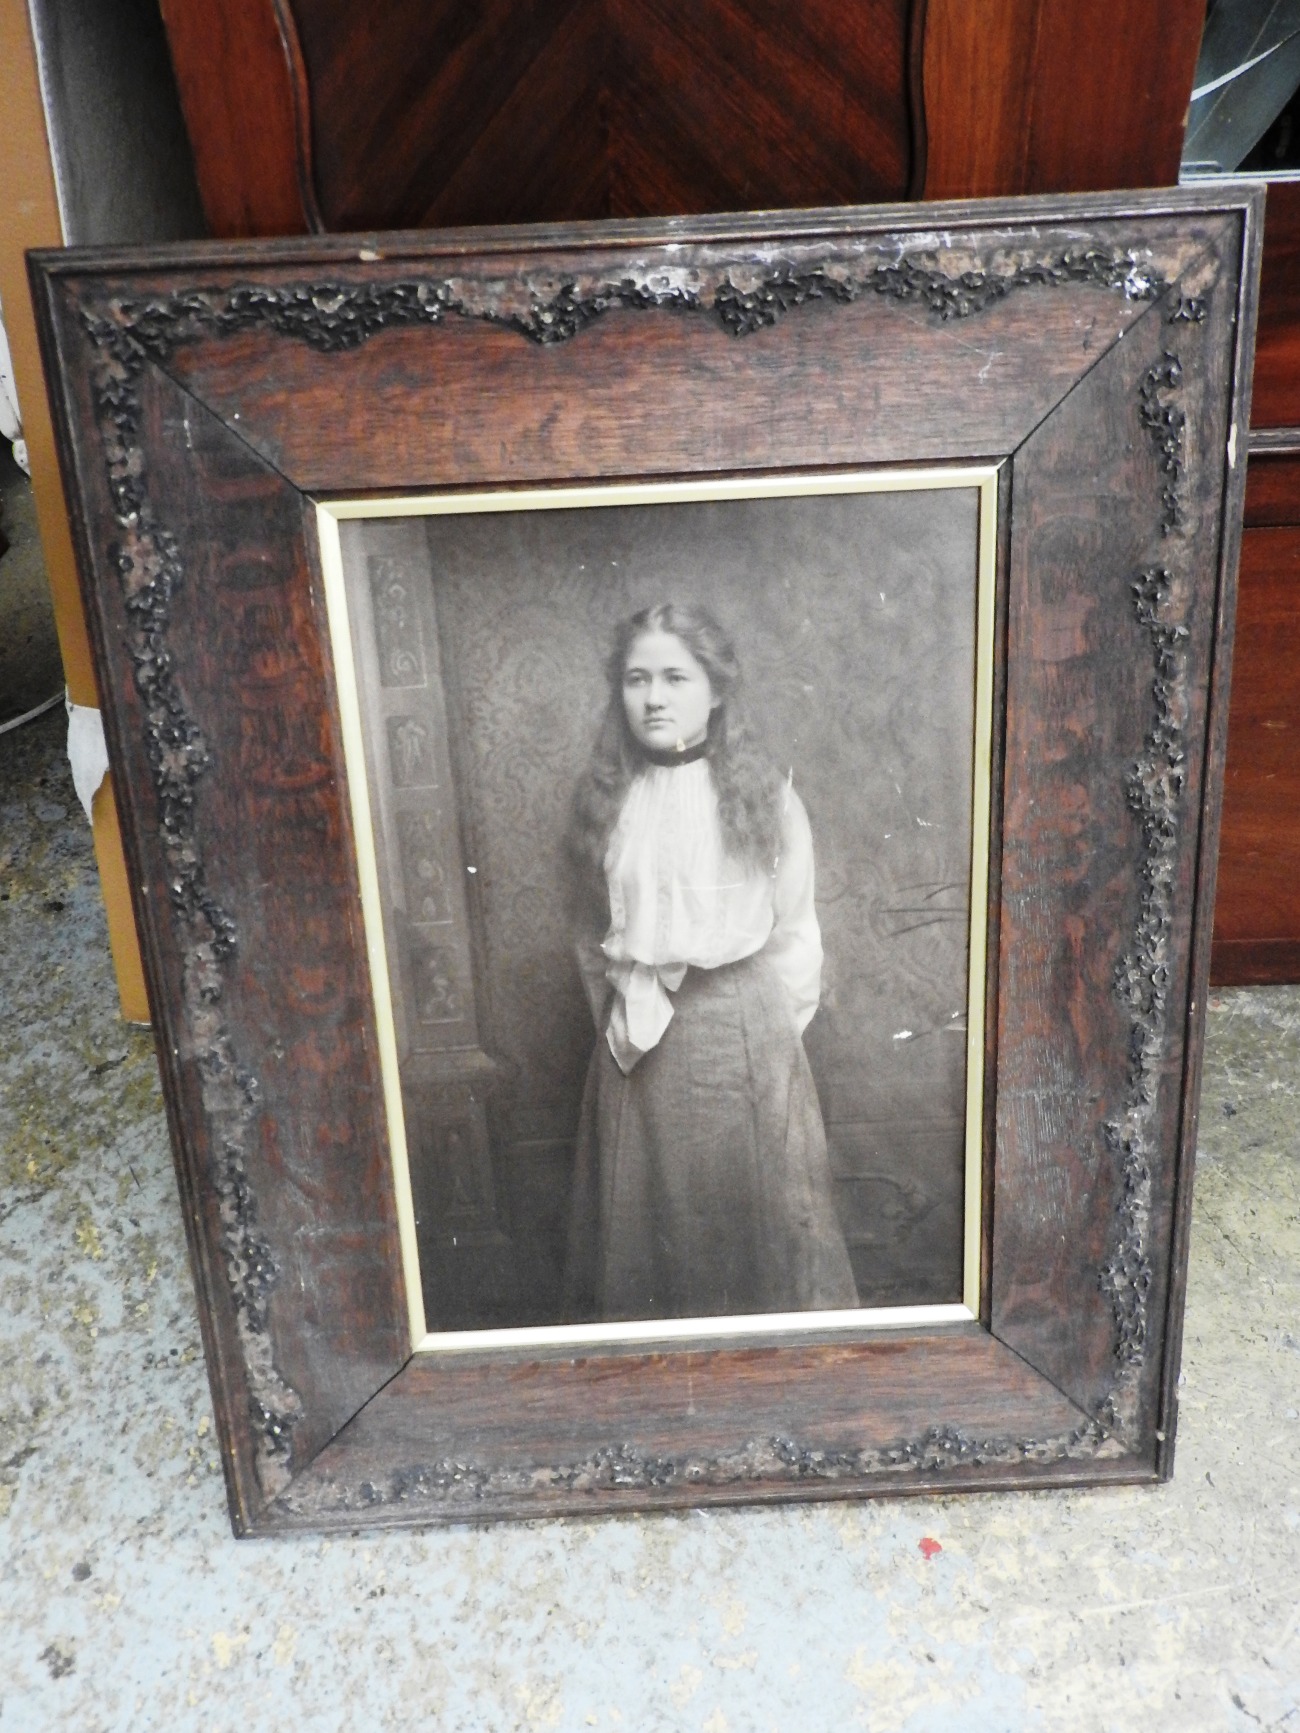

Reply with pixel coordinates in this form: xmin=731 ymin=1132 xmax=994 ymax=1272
xmin=563 ymin=601 xmax=859 ymax=1322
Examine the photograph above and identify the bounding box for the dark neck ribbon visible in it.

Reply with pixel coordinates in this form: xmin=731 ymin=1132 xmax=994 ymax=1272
xmin=640 ymin=738 xmax=710 ymax=768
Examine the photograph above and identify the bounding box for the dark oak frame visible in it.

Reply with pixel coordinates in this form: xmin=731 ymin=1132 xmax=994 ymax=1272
xmin=30 ymin=187 xmax=1261 ymax=1535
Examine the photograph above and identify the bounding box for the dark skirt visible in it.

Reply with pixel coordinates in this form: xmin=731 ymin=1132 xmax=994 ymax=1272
xmin=564 ymin=952 xmax=859 ymax=1322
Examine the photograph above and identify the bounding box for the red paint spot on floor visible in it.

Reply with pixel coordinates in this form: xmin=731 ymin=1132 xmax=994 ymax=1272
xmin=918 ymin=1537 xmax=942 ymax=1560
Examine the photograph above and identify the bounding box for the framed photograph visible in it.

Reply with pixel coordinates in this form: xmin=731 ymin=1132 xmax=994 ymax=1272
xmin=321 ymin=465 xmax=995 ymax=1350
xmin=31 ymin=186 xmax=1261 ymax=1533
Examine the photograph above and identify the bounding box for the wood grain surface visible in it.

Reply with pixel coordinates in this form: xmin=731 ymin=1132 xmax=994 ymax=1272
xmin=1243 ymin=448 xmax=1300 ymax=525
xmin=158 ymin=0 xmax=319 ymax=237
xmin=1209 ymin=444 xmax=1300 ymax=984
xmin=160 ymin=0 xmax=920 ymax=235
xmin=29 ymin=192 xmax=1259 ymax=1530
xmin=994 ymin=258 xmax=1236 ymax=1441
xmin=270 ymin=1327 xmax=1141 ymax=1530
xmin=1212 ymin=524 xmax=1300 ymax=982
xmin=920 ymin=0 xmax=1205 ymax=200
xmin=136 ymin=215 xmax=1222 ymax=494
xmin=1252 ymin=181 xmax=1300 ymax=432
xmin=1202 ymin=177 xmax=1300 ymax=984
xmin=157 ymin=0 xmax=1208 ymax=239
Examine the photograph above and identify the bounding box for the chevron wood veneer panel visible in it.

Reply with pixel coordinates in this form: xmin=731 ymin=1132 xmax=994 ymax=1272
xmin=608 ymin=0 xmax=915 ymax=216
xmin=164 ymin=0 xmax=920 ymax=234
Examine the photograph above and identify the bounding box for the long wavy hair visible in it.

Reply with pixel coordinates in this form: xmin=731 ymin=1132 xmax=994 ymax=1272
xmin=565 ymin=602 xmax=784 ymax=927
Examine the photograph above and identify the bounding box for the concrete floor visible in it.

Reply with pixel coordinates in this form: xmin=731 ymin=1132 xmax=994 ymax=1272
xmin=0 ymin=448 xmax=63 ymax=725
xmin=1 ymin=507 xmax=1298 ymax=1727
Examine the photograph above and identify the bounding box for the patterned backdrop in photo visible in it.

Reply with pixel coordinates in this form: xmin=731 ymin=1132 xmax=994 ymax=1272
xmin=381 ymin=485 xmax=982 ymax=1320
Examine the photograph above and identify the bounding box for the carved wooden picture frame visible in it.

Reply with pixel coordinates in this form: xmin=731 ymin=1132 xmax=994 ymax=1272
xmin=31 ymin=188 xmax=1260 ymax=1535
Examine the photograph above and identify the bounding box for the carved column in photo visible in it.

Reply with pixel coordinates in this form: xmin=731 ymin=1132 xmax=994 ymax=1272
xmin=338 ymin=520 xmax=514 ymax=1331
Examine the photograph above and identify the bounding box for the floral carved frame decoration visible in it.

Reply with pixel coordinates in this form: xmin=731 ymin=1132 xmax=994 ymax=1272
xmin=31 ymin=187 xmax=1260 ymax=1534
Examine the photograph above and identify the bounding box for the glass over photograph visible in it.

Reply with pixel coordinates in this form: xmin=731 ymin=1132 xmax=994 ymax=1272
xmin=319 ymin=470 xmax=995 ymax=1348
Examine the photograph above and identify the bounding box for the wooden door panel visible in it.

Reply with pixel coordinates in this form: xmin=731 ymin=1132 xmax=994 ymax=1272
xmin=1242 ymin=449 xmax=1300 ymax=526
xmin=159 ymin=0 xmax=921 ymax=235
xmin=158 ymin=0 xmax=318 ymax=236
xmin=610 ymin=0 xmax=916 ymax=215
xmin=1251 ymin=181 xmax=1300 ymax=432
xmin=920 ymin=0 xmax=1205 ymax=199
xmin=1211 ymin=523 xmax=1300 ymax=983
xmin=300 ymin=0 xmax=610 ymax=229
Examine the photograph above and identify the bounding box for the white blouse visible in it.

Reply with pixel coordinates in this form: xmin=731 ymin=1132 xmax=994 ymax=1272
xmin=579 ymin=758 xmax=822 ymax=1074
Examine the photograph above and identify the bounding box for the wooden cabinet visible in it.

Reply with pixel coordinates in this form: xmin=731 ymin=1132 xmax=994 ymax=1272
xmin=1215 ymin=445 xmax=1300 ymax=982
xmin=1251 ymin=182 xmax=1300 ymax=427
xmin=156 ymin=0 xmax=1299 ymax=982
xmin=1213 ymin=504 xmax=1300 ymax=983
xmin=159 ymin=0 xmax=929 ymax=230
xmin=1211 ymin=171 xmax=1300 ymax=982
xmin=157 ymin=0 xmax=1206 ymax=233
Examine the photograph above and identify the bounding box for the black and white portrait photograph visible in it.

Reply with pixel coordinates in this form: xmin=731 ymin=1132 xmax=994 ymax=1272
xmin=327 ymin=472 xmax=993 ymax=1342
